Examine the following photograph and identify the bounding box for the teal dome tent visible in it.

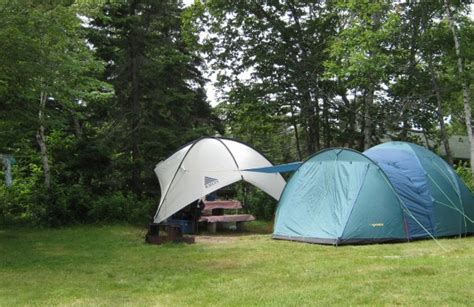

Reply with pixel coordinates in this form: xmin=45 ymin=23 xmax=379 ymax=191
xmin=273 ymin=143 xmax=474 ymax=245
xmin=273 ymin=148 xmax=409 ymax=244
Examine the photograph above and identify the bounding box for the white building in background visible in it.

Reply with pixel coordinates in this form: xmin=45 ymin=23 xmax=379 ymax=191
xmin=1 ymin=155 xmax=13 ymax=187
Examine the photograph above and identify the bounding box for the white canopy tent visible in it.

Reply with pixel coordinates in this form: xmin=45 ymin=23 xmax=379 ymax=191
xmin=153 ymin=137 xmax=287 ymax=223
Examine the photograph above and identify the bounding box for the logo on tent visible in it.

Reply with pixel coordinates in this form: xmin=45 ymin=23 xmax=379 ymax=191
xmin=204 ymin=176 xmax=219 ymax=188
xmin=371 ymin=223 xmax=384 ymax=227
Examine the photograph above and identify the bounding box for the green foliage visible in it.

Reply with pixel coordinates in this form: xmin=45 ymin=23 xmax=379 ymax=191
xmin=195 ymin=1 xmax=341 ymax=155
xmin=236 ymin=184 xmax=277 ymax=221
xmin=0 ymin=164 xmax=43 ymax=225
xmin=455 ymin=162 xmax=473 ymax=190
xmin=196 ymin=1 xmax=473 ymax=155
xmin=87 ymin=0 xmax=219 ymax=196
xmin=0 ymin=0 xmax=218 ymax=227
xmin=87 ymin=192 xmax=155 ymax=224
xmin=215 ymin=97 xmax=297 ymax=164
xmin=325 ymin=2 xmax=396 ymax=89
xmin=1 ymin=1 xmax=473 ymax=227
xmin=0 ymin=179 xmax=154 ymax=227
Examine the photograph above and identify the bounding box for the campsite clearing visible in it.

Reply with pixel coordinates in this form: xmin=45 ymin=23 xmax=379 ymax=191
xmin=1 ymin=223 xmax=473 ymax=305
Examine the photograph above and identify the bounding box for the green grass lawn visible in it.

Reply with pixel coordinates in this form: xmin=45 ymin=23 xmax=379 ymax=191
xmin=1 ymin=222 xmax=473 ymax=306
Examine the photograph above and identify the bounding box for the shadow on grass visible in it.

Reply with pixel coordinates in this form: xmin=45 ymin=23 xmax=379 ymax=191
xmin=195 ymin=220 xmax=273 ymax=236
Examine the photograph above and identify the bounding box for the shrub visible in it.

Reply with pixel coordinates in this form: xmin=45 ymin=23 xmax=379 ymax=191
xmin=0 ymin=163 xmax=43 ymax=225
xmin=237 ymin=184 xmax=278 ymax=221
xmin=455 ymin=162 xmax=473 ymax=191
xmin=0 ymin=177 xmax=156 ymax=227
xmin=88 ymin=192 xmax=155 ymax=225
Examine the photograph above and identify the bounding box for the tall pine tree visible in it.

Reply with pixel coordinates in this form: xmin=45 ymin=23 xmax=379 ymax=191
xmin=88 ymin=0 xmax=218 ymax=197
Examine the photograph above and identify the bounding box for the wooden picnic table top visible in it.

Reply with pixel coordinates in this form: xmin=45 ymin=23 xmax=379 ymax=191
xmin=202 ymin=199 xmax=242 ymax=210
xmin=198 ymin=214 xmax=255 ymax=223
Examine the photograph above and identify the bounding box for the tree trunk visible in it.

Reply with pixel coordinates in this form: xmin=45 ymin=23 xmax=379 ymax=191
xmin=444 ymin=0 xmax=473 ymax=178
xmin=290 ymin=107 xmax=303 ymax=161
xmin=400 ymin=12 xmax=420 ymax=141
xmin=287 ymin=1 xmax=320 ymax=154
xmin=304 ymin=103 xmax=320 ymax=154
xmin=428 ymin=55 xmax=453 ymax=165
xmin=292 ymin=121 xmax=303 ymax=161
xmin=64 ymin=106 xmax=83 ymax=139
xmin=301 ymin=98 xmax=316 ymax=155
xmin=423 ymin=128 xmax=431 ymax=150
xmin=363 ymin=11 xmax=381 ymax=151
xmin=323 ymin=97 xmax=330 ymax=148
xmin=341 ymin=94 xmax=355 ymax=148
xmin=130 ymin=54 xmax=141 ymax=196
xmin=363 ymin=91 xmax=373 ymax=151
xmin=128 ymin=1 xmax=142 ymax=196
xmin=36 ymin=91 xmax=51 ymax=189
xmin=72 ymin=116 xmax=82 ymax=139
xmin=312 ymin=96 xmax=320 ymax=152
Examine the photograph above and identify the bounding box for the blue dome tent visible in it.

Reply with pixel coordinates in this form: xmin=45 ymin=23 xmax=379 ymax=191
xmin=364 ymin=142 xmax=474 ymax=237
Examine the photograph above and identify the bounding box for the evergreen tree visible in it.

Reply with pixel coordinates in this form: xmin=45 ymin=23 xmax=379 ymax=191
xmin=88 ymin=0 xmax=218 ymax=197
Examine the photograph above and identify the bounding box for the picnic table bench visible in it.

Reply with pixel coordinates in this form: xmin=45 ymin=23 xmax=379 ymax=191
xmin=198 ymin=200 xmax=255 ymax=233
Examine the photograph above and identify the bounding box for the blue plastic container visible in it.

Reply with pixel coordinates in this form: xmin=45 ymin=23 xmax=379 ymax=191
xmin=166 ymin=219 xmax=195 ymax=234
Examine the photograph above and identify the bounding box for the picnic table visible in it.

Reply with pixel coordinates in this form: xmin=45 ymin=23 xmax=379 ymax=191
xmin=198 ymin=200 xmax=255 ymax=233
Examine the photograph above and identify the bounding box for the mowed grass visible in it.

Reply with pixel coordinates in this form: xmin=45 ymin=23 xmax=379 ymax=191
xmin=1 ymin=222 xmax=473 ymax=306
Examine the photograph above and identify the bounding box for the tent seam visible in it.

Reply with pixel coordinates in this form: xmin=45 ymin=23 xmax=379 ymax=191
xmin=434 ymin=200 xmax=474 ymax=224
xmin=154 ymin=139 xmax=201 ymax=222
xmin=380 ymin=172 xmax=446 ymax=250
xmin=155 ymin=136 xmax=244 ymax=222
xmin=431 ymin=161 xmax=467 ymax=232
xmin=427 ymin=174 xmax=467 ymax=234
xmin=405 ymin=144 xmax=438 ymax=236
xmin=339 ymin=163 xmax=371 ymax=240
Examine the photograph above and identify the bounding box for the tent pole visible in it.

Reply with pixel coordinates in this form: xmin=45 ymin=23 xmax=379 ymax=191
xmin=243 ymin=184 xmax=247 ymax=210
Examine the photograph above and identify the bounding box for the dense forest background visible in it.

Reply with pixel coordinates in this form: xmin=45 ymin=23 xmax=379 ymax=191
xmin=0 ymin=0 xmax=472 ymax=226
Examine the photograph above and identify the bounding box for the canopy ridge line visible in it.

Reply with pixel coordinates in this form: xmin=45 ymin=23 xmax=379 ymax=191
xmin=215 ymin=138 xmax=244 ymax=181
xmin=242 ymin=161 xmax=303 ymax=173
xmin=179 ymin=169 xmax=242 ymax=172
xmin=153 ymin=137 xmax=286 ymax=223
